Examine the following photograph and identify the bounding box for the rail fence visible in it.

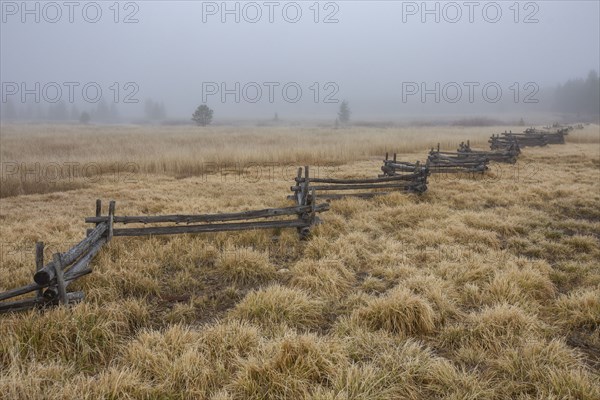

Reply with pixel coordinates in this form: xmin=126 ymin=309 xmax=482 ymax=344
xmin=0 ymin=124 xmax=573 ymax=313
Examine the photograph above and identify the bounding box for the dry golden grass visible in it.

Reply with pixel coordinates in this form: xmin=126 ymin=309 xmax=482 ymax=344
xmin=0 ymin=124 xmax=599 ymax=399
xmin=351 ymin=286 xmax=437 ymax=335
xmin=215 ymin=245 xmax=277 ymax=286
xmin=3 ymin=122 xmax=597 ymax=198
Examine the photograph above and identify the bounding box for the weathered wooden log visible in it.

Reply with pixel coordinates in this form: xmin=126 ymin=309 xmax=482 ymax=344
xmin=428 ymin=166 xmax=487 ymax=174
xmin=489 ymin=140 xmax=517 ymax=145
xmin=428 ymin=162 xmax=487 ymax=168
xmin=489 ymin=140 xmax=521 ymax=153
xmin=429 ymin=162 xmax=488 ymax=169
xmin=428 ymin=161 xmax=488 ymax=168
xmin=315 ymin=192 xmax=390 ymax=199
xmin=381 ymin=164 xmax=424 ymax=173
xmin=378 ymin=173 xmax=428 ymax=182
xmin=428 ymin=154 xmax=487 ymax=161
xmin=460 ymin=152 xmax=514 ymax=158
xmin=295 ymin=167 xmax=303 ymax=205
xmin=33 ymin=222 xmax=107 ymax=285
xmin=312 ymin=183 xmax=425 ymax=197
xmin=428 ymin=165 xmax=487 ymax=170
xmin=60 ymin=222 xmax=107 ymax=264
xmin=90 ymin=199 xmax=102 ymax=236
xmin=432 ymin=150 xmax=485 ymax=156
xmin=429 ymin=160 xmax=487 ymax=169
xmin=301 ymin=166 xmax=310 ymax=206
xmin=499 ymin=133 xmax=548 ymax=147
xmin=0 ymin=291 xmax=85 ymax=314
xmin=52 ymin=254 xmax=68 ymax=305
xmin=429 ymin=155 xmax=484 ymax=160
xmin=85 ymin=204 xmax=329 ymax=225
xmin=35 ymin=242 xmax=44 ymax=298
xmin=291 ymin=182 xmax=419 ymax=191
xmin=502 ymin=132 xmax=546 ymax=138
xmin=0 ymin=267 xmax=92 ymax=302
xmin=461 ymin=149 xmax=513 ymax=155
xmin=543 ymin=134 xmax=565 ymax=144
xmin=287 ymin=193 xmax=390 ymax=200
xmin=0 ymin=283 xmax=40 ymax=302
xmin=43 ymin=238 xmax=106 ymax=300
xmin=289 ymin=183 xmax=425 ymax=199
xmin=112 ymin=219 xmax=312 ymax=237
xmin=381 ymin=161 xmax=420 ymax=168
xmin=296 ymin=174 xmax=426 ymax=184
xmin=297 ymin=187 xmax=317 ymax=240
xmin=379 ymin=157 xmax=430 ymax=190
xmin=310 ymin=188 xmax=317 ymax=223
xmin=429 ymin=153 xmax=488 ymax=162
xmin=384 ymin=159 xmax=419 ymax=166
xmin=108 ymin=200 xmax=115 ymax=241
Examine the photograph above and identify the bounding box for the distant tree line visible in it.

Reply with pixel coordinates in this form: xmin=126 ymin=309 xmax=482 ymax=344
xmin=553 ymin=70 xmax=599 ymax=118
xmin=0 ymin=97 xmax=169 ymax=124
xmin=144 ymin=98 xmax=167 ymax=121
xmin=0 ymin=99 xmax=121 ymax=124
xmin=1 ymin=72 xmax=598 ymax=123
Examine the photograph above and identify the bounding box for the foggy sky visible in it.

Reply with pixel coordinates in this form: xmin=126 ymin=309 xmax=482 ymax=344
xmin=1 ymin=1 xmax=599 ymax=120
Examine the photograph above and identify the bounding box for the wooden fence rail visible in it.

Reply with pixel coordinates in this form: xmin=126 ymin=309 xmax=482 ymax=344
xmin=34 ymin=222 xmax=108 ymax=285
xmin=291 ymin=163 xmax=428 ymax=201
xmin=0 ymin=195 xmax=329 ymax=313
xmin=0 ymin=292 xmax=85 ymax=314
xmin=379 ymin=154 xmax=430 ymax=195
xmin=545 ymin=123 xmax=573 ymax=134
xmin=524 ymin=128 xmax=566 ymax=144
xmin=458 ymin=140 xmax=519 ymax=164
xmin=489 ymin=134 xmax=521 ymax=152
xmin=427 ymin=144 xmax=489 ymax=174
xmin=500 ymin=131 xmax=548 ymax=147
xmin=0 ymin=201 xmax=114 ymax=313
xmin=493 ymin=127 xmax=568 ymax=147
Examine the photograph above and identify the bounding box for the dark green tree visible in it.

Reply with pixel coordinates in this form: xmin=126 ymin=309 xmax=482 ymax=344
xmin=338 ymin=100 xmax=350 ymax=124
xmin=192 ymin=104 xmax=214 ymax=126
xmin=70 ymin=104 xmax=80 ymax=121
xmin=79 ymin=111 xmax=91 ymax=125
xmin=144 ymin=99 xmax=167 ymax=120
xmin=94 ymin=100 xmax=110 ymax=123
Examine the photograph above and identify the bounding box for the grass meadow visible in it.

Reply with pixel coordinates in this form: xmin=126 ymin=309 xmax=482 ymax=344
xmin=0 ymin=123 xmax=599 ymax=399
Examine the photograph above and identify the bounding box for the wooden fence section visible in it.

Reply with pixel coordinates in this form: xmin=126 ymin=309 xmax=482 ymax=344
xmin=379 ymin=153 xmax=430 ymax=194
xmin=500 ymin=131 xmax=548 ymax=147
xmin=544 ymin=123 xmax=574 ymax=134
xmin=524 ymin=128 xmax=566 ymax=144
xmin=496 ymin=127 xmax=569 ymax=147
xmin=489 ymin=134 xmax=521 ymax=152
xmin=290 ymin=164 xmax=428 ymax=202
xmin=86 ymin=199 xmax=329 ymax=240
xmin=427 ymin=144 xmax=489 ymax=174
xmin=0 ymin=216 xmax=111 ymax=313
xmin=0 ymin=197 xmax=330 ymax=313
xmin=458 ymin=140 xmax=519 ymax=164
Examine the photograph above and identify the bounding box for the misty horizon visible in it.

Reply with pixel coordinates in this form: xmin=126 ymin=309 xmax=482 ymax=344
xmin=1 ymin=1 xmax=599 ymax=121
